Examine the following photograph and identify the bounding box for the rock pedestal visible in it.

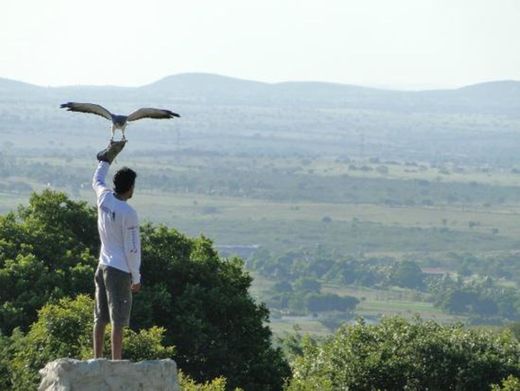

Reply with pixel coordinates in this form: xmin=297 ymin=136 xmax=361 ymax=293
xmin=38 ymin=358 xmax=180 ymax=391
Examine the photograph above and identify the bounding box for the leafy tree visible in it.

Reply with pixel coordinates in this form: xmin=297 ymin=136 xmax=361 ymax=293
xmin=389 ymin=260 xmax=425 ymax=290
xmin=509 ymin=322 xmax=520 ymax=341
xmin=135 ymin=225 xmax=291 ymax=390
xmin=305 ymin=293 xmax=359 ymax=313
xmin=0 ymin=331 xmax=13 ymax=391
xmin=276 ymin=329 xmax=306 ymax=363
xmin=8 ymin=295 xmax=174 ymax=391
xmin=287 ymin=317 xmax=520 ymax=391
xmin=179 ymin=371 xmax=243 ymax=391
xmin=16 ymin=190 xmax=99 ymax=261
xmin=0 ymin=191 xmax=290 ymax=390
xmin=0 ymin=190 xmax=98 ymax=334
xmin=432 ymin=277 xmax=520 ymax=321
xmin=491 ymin=375 xmax=520 ymax=391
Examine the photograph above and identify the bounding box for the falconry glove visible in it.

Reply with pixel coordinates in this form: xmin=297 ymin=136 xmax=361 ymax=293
xmin=97 ymin=140 xmax=127 ymax=164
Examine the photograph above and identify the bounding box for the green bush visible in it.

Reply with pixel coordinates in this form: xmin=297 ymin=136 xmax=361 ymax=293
xmin=287 ymin=316 xmax=520 ymax=391
xmin=0 ymin=190 xmax=98 ymax=334
xmin=179 ymin=371 xmax=244 ymax=391
xmin=0 ymin=191 xmax=290 ymax=390
xmin=305 ymin=293 xmax=359 ymax=313
xmin=491 ymin=375 xmax=520 ymax=391
xmin=136 ymin=224 xmax=291 ymax=390
xmin=0 ymin=331 xmax=13 ymax=390
xmin=7 ymin=295 xmax=174 ymax=391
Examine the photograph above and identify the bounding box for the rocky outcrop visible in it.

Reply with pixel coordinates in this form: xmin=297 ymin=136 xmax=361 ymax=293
xmin=38 ymin=358 xmax=180 ymax=391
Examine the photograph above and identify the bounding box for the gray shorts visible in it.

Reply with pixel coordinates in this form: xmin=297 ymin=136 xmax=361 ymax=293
xmin=94 ymin=264 xmax=132 ymax=327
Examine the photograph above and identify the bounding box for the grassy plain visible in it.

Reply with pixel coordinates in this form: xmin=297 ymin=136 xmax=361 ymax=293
xmin=4 ymin=153 xmax=520 ymax=335
xmin=252 ymin=273 xmax=462 ymax=336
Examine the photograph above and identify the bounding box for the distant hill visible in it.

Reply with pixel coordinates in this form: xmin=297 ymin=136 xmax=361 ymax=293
xmin=1 ymin=73 xmax=519 ymax=161
xmin=0 ymin=77 xmax=48 ymax=100
xmin=140 ymin=74 xmax=520 ymax=114
xmin=0 ymin=77 xmax=44 ymax=92
xmin=1 ymin=73 xmax=519 ymax=115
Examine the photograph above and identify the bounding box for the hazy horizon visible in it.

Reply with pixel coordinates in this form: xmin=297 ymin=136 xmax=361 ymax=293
xmin=2 ymin=71 xmax=518 ymax=92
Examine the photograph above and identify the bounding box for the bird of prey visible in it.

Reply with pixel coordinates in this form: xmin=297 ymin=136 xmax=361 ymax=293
xmin=60 ymin=102 xmax=180 ymax=140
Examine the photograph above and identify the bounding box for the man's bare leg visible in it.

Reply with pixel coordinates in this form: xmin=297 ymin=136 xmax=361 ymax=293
xmin=111 ymin=325 xmax=124 ymax=360
xmin=93 ymin=322 xmax=106 ymax=358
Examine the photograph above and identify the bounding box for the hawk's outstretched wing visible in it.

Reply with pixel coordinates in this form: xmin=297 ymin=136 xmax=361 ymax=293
xmin=60 ymin=102 xmax=113 ymax=121
xmin=127 ymin=108 xmax=180 ymax=122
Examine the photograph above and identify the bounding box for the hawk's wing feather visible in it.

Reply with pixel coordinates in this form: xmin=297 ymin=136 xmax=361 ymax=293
xmin=60 ymin=102 xmax=113 ymax=121
xmin=127 ymin=108 xmax=180 ymax=122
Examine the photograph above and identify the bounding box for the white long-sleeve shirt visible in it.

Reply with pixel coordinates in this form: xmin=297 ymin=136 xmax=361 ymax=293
xmin=92 ymin=161 xmax=141 ymax=284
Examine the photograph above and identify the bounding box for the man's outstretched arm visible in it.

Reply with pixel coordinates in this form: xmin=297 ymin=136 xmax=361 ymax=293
xmin=92 ymin=161 xmax=111 ymax=199
xmin=92 ymin=140 xmax=126 ymax=198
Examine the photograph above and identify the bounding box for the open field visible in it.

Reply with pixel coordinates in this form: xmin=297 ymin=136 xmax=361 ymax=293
xmin=24 ymin=152 xmax=520 ymax=187
xmin=5 ymin=153 xmax=520 ymax=258
xmin=0 ymin=186 xmax=501 ymax=258
xmin=3 ymin=151 xmax=520 ymax=334
xmin=252 ymin=273 xmax=465 ymax=337
xmin=6 ymin=182 xmax=520 ymax=258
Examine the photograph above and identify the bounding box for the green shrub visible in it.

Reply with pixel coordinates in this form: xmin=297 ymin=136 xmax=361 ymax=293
xmin=8 ymin=295 xmax=174 ymax=391
xmin=287 ymin=316 xmax=520 ymax=391
xmin=178 ymin=370 xmax=244 ymax=391
xmin=0 ymin=191 xmax=290 ymax=390
xmin=491 ymin=375 xmax=520 ymax=391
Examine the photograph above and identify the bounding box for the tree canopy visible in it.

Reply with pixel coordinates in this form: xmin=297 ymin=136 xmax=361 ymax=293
xmin=0 ymin=190 xmax=290 ymax=390
xmin=287 ymin=316 xmax=520 ymax=391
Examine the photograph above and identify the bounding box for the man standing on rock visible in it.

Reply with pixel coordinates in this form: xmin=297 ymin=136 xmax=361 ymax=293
xmin=92 ymin=140 xmax=141 ymax=360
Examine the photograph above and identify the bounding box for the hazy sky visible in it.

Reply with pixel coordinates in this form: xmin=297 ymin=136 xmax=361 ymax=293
xmin=1 ymin=0 xmax=519 ymax=89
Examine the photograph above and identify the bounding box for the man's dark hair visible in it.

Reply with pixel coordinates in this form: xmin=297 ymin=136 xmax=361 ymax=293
xmin=113 ymin=167 xmax=137 ymax=194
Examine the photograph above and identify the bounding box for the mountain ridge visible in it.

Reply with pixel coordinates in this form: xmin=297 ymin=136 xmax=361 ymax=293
xmin=1 ymin=73 xmax=519 ymax=115
xmin=2 ymin=72 xmax=519 ymax=93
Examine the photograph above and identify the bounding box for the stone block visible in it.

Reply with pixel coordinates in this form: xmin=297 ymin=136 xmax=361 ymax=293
xmin=38 ymin=358 xmax=180 ymax=391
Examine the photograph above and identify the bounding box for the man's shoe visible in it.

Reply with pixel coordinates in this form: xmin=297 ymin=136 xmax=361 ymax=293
xmin=97 ymin=140 xmax=126 ymax=164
